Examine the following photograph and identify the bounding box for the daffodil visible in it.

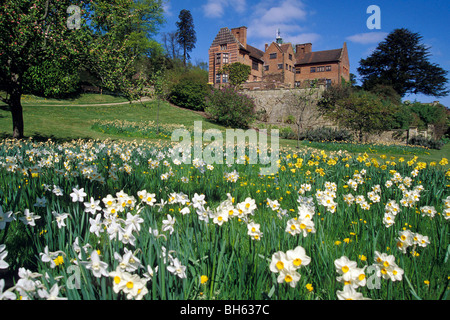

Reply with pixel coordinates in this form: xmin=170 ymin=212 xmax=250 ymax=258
xmin=52 ymin=211 xmax=69 ymax=229
xmin=0 ymin=279 xmax=16 ymax=300
xmin=269 ymin=251 xmax=289 ymax=273
xmin=373 ymin=251 xmax=404 ymax=281
xmin=143 ymin=265 xmax=158 ymax=280
xmin=277 ymin=264 xmax=301 ymax=288
xmin=337 ymin=266 xmax=367 ymax=289
xmin=114 ymin=248 xmax=142 ymax=272
xmin=162 ymin=214 xmax=176 ymax=234
xmin=81 ymin=250 xmax=109 ymax=278
xmin=334 ymin=256 xmax=357 ymax=276
xmin=0 ymin=207 xmax=14 ymax=230
xmin=84 ymin=197 xmax=102 ymax=215
xmin=19 ymin=209 xmax=40 ymax=227
xmin=125 ymin=212 xmax=144 ymax=232
xmin=286 ymin=246 xmax=311 ymax=269
xmin=37 ymin=283 xmax=67 ymax=300
xmin=0 ymin=244 xmax=9 ymax=270
xmin=336 ymin=285 xmax=370 ymax=300
xmin=70 ymin=187 xmax=87 ymax=203
xmin=167 ymin=257 xmax=187 ymax=279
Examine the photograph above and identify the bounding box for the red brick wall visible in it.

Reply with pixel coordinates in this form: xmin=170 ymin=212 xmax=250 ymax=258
xmin=294 ymin=62 xmax=341 ymax=86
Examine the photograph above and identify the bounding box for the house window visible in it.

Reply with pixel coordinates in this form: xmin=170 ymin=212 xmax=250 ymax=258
xmin=326 ymin=65 xmax=332 ymax=72
xmin=316 ymin=66 xmax=325 ymax=72
xmin=278 ymin=63 xmax=283 ymax=70
xmin=220 ymin=44 xmax=227 ymax=51
xmin=216 ymin=53 xmax=221 ymax=64
xmin=295 ymin=67 xmax=301 ymax=74
xmin=222 ymin=74 xmax=229 ymax=83
xmin=310 ymin=67 xmax=316 ymax=73
xmin=286 ymin=64 xmax=288 ymax=70
xmin=252 ymin=60 xmax=259 ymax=71
xmin=326 ymin=79 xmax=332 ymax=87
xmin=264 ymin=65 xmax=269 ymax=71
xmin=216 ymin=74 xmax=221 ymax=84
xmin=289 ymin=54 xmax=293 ymax=61
xmin=270 ymin=53 xmax=277 ymax=59
xmin=295 ymin=81 xmax=301 ymax=88
xmin=222 ymin=53 xmax=229 ymax=64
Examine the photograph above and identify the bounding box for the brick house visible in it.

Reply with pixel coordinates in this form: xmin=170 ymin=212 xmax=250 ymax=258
xmin=208 ymin=26 xmax=350 ymax=89
xmin=208 ymin=26 xmax=264 ymax=86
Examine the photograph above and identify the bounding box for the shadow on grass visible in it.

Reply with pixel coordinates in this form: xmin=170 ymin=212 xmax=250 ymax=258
xmin=0 ymin=104 xmax=10 ymax=112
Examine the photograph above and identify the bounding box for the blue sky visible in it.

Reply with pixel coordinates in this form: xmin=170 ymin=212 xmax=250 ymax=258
xmin=158 ymin=0 xmax=450 ymax=107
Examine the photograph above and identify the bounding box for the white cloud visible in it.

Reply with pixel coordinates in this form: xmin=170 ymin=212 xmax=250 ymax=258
xmin=162 ymin=0 xmax=172 ymax=16
xmin=247 ymin=0 xmax=317 ymax=47
xmin=285 ymin=33 xmax=321 ymax=46
xmin=346 ymin=32 xmax=388 ymax=45
xmin=202 ymin=0 xmax=247 ymax=18
xmin=257 ymin=0 xmax=307 ymax=24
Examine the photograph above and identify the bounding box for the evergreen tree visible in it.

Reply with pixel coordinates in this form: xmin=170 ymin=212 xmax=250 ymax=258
xmin=358 ymin=28 xmax=449 ymax=98
xmin=176 ymin=9 xmax=196 ymax=67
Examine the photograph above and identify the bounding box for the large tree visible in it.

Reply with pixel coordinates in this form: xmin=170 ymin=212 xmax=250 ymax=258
xmin=358 ymin=28 xmax=449 ymax=98
xmin=162 ymin=31 xmax=182 ymax=60
xmin=318 ymin=86 xmax=398 ymax=143
xmin=0 ymin=0 xmax=164 ymax=139
xmin=176 ymin=9 xmax=196 ymax=67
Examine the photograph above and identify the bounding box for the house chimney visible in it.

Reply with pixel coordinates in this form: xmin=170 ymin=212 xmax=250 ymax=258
xmin=295 ymin=43 xmax=312 ymax=54
xmin=231 ymin=26 xmax=247 ymax=48
xmin=265 ymin=43 xmax=268 ymax=51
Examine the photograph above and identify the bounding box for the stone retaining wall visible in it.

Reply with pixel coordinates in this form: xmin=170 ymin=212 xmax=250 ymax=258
xmin=242 ymin=87 xmax=433 ymax=144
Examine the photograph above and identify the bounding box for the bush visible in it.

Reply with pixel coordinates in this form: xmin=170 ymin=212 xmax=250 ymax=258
xmin=23 ymin=59 xmax=80 ymax=98
xmin=280 ymin=126 xmax=296 ymax=139
xmin=407 ymin=135 xmax=444 ymax=150
xmin=205 ymin=87 xmax=256 ymax=128
xmin=168 ymin=77 xmax=209 ymax=111
xmin=409 ymin=102 xmax=449 ymax=140
xmin=300 ymin=127 xmax=354 ymax=142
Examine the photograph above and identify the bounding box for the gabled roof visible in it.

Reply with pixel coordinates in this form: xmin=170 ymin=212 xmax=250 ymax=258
xmin=279 ymin=43 xmax=292 ymax=53
xmin=211 ymin=27 xmax=241 ymax=48
xmin=295 ymin=48 xmax=343 ymax=65
xmin=210 ymin=27 xmax=264 ymax=62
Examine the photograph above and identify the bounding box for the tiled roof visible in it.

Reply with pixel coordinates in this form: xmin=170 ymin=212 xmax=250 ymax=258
xmin=279 ymin=43 xmax=292 ymax=53
xmin=295 ymin=48 xmax=343 ymax=65
xmin=211 ymin=27 xmax=264 ymax=62
xmin=246 ymin=44 xmax=264 ymax=61
xmin=211 ymin=27 xmax=240 ymax=47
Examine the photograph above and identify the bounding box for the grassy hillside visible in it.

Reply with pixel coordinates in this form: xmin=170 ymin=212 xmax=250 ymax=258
xmin=0 ymin=93 xmax=448 ymax=165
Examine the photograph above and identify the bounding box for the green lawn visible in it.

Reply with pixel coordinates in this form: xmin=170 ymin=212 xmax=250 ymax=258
xmin=19 ymin=93 xmax=129 ymax=105
xmin=0 ymin=94 xmax=225 ymax=141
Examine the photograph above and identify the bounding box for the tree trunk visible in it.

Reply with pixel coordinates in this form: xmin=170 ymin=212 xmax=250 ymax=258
xmin=297 ymin=122 xmax=301 ymax=149
xmin=9 ymin=89 xmax=24 ymax=139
